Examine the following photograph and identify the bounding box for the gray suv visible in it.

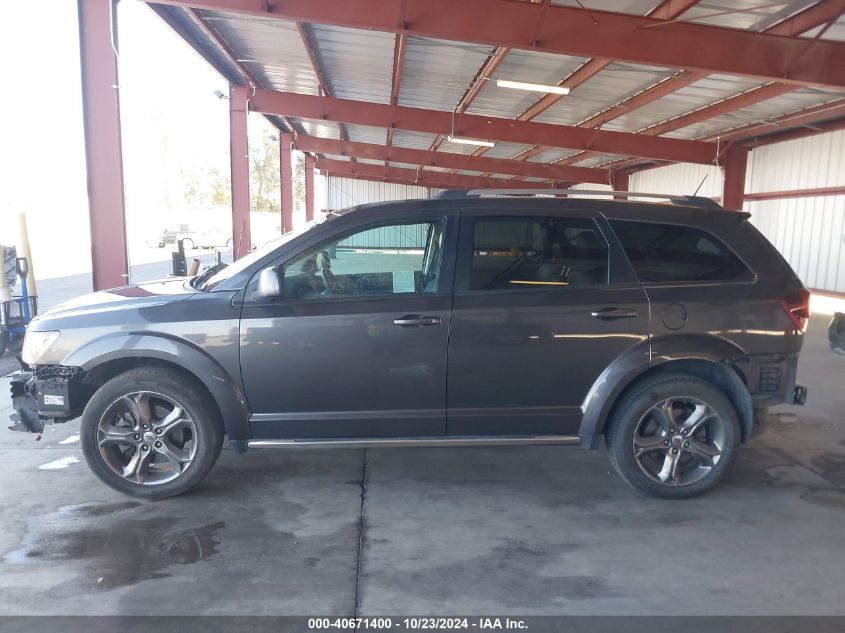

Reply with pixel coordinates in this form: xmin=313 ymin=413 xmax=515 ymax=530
xmin=10 ymin=191 xmax=808 ymax=500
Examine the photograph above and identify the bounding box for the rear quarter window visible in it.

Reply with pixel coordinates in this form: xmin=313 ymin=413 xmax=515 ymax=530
xmin=609 ymin=219 xmax=754 ymax=283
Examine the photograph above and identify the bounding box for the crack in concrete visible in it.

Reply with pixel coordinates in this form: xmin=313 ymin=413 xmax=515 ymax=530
xmin=353 ymin=449 xmax=369 ymax=622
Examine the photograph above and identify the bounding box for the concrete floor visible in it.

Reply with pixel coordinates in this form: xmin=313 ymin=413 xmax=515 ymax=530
xmin=0 ymin=314 xmax=843 ymax=615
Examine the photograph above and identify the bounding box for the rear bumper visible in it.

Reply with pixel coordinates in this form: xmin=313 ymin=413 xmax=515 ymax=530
xmin=8 ymin=369 xmax=77 ymax=434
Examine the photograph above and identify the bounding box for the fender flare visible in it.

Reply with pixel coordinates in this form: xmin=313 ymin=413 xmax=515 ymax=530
xmin=62 ymin=332 xmax=252 ymax=442
xmin=578 ymin=334 xmax=752 ymax=448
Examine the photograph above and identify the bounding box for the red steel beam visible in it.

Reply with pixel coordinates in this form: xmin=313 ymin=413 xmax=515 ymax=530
xmin=385 ymin=33 xmax=407 ymax=156
xmin=250 ymin=89 xmax=718 ymax=164
xmin=78 ymin=0 xmax=129 ymax=290
xmin=153 ymin=0 xmax=845 ymax=89
xmin=304 ymin=155 xmax=316 ymax=222
xmin=743 ymin=186 xmax=845 ymax=202
xmin=516 ymin=0 xmax=702 ymax=122
xmin=524 ymin=1 xmax=843 ymax=167
xmin=230 ymin=84 xmax=251 ymax=259
xmin=640 ymin=82 xmax=798 ymax=137
xmin=702 ymin=98 xmax=845 ymax=145
xmin=290 ymin=136 xmax=611 ymax=183
xmin=280 ymin=132 xmax=294 ymax=233
xmin=317 ymin=159 xmax=558 ymax=190
xmin=766 ymin=0 xmax=845 ymax=36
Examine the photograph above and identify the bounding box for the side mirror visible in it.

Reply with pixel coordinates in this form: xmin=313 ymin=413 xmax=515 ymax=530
xmin=254 ymin=267 xmax=281 ymax=300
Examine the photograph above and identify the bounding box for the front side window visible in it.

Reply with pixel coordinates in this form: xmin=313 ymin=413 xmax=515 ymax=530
xmin=282 ymin=220 xmax=444 ymax=300
xmin=609 ymin=220 xmax=753 ymax=283
xmin=470 ymin=217 xmax=609 ymax=291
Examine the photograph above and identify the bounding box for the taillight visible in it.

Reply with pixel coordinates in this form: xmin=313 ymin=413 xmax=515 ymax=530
xmin=779 ymin=289 xmax=810 ymax=332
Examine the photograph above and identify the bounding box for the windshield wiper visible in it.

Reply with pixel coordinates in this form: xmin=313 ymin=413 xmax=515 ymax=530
xmin=191 ymin=262 xmax=228 ymax=290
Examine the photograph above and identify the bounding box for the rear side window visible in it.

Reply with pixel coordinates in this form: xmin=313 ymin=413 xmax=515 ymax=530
xmin=471 ymin=216 xmax=608 ymax=290
xmin=609 ymin=220 xmax=752 ymax=283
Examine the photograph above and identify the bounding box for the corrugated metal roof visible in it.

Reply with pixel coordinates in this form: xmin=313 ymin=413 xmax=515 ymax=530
xmin=398 ymin=37 xmax=493 ymax=111
xmin=169 ymin=3 xmax=845 ymax=185
xmin=664 ymin=87 xmax=845 ymax=140
xmin=480 ymin=142 xmax=536 ymax=160
xmin=307 ymin=24 xmax=394 ymax=103
xmin=526 ymin=149 xmax=582 ymax=163
xmin=391 ymin=130 xmax=439 ymax=150
xmin=602 ymin=74 xmax=763 ymax=134
xmin=465 ymin=49 xmax=588 ymax=119
xmin=199 ymin=11 xmax=320 ymax=95
xmin=532 ymin=62 xmax=677 ymax=127
xmin=291 ymin=117 xmax=341 ymax=140
xmin=345 ymin=124 xmax=388 ymax=145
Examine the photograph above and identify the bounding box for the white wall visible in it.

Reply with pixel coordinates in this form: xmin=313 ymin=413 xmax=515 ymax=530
xmin=629 ymin=130 xmax=845 ymax=294
xmin=324 ymin=176 xmax=443 ymax=210
xmin=743 ymin=130 xmax=845 ymax=293
xmin=630 ymin=162 xmax=724 ymax=200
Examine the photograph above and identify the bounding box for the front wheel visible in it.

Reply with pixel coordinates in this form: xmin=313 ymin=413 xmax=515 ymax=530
xmin=80 ymin=367 xmax=223 ymax=499
xmin=606 ymin=374 xmax=740 ymax=499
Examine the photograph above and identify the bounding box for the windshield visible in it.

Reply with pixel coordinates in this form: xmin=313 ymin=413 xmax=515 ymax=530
xmin=195 ymin=220 xmax=326 ymax=291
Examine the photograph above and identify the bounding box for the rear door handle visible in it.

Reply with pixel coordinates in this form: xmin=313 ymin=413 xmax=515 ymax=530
xmin=393 ymin=315 xmax=441 ymax=326
xmin=590 ymin=307 xmax=639 ymax=320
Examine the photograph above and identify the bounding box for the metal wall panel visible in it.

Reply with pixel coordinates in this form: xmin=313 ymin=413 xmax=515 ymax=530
xmin=744 ymin=130 xmax=845 ymax=293
xmin=325 ymin=176 xmax=443 ymax=210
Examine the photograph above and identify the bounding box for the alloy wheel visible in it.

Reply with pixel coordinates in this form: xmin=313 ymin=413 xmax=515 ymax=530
xmin=97 ymin=391 xmax=198 ymax=486
xmin=632 ymin=396 xmax=726 ymax=487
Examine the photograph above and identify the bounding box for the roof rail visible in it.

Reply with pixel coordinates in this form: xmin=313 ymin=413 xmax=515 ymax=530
xmin=433 ymin=188 xmax=723 ymax=210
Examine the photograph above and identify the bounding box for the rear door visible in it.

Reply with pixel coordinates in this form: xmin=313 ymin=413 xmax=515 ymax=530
xmin=446 ymin=207 xmax=650 ymax=436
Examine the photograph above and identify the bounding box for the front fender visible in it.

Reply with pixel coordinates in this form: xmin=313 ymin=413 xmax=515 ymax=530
xmin=578 ymin=333 xmax=748 ymax=448
xmin=62 ymin=332 xmax=251 ymax=442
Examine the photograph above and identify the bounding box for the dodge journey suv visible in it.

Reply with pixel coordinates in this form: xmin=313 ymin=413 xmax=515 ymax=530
xmin=10 ymin=190 xmax=808 ymax=499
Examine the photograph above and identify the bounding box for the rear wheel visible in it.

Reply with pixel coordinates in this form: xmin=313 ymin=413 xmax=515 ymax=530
xmin=606 ymin=374 xmax=740 ymax=499
xmin=80 ymin=367 xmax=223 ymax=499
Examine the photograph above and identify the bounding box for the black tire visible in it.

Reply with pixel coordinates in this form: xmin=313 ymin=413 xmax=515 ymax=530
xmin=606 ymin=373 xmax=741 ymax=499
xmin=80 ymin=367 xmax=223 ymax=500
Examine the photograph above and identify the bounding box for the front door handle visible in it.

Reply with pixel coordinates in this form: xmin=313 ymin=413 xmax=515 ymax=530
xmin=393 ymin=315 xmax=441 ymax=327
xmin=590 ymin=307 xmax=639 ymax=320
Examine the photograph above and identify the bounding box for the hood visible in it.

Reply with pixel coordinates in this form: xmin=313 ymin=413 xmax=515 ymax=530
xmin=37 ymin=277 xmax=195 ymax=320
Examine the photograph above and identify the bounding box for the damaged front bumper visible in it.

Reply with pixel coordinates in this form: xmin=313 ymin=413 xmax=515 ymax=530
xmin=9 ymin=367 xmax=79 ymax=433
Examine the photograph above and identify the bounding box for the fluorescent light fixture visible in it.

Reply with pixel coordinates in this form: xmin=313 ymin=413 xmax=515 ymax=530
xmin=447 ymin=135 xmax=495 ymax=148
xmin=496 ymin=78 xmax=570 ymax=95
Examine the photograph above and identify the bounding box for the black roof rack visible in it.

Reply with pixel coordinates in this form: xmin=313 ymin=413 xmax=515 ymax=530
xmin=432 ymin=188 xmax=724 ymax=210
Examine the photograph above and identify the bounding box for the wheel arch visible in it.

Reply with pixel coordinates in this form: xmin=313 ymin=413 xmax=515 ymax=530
xmin=579 ymin=336 xmax=754 ymax=448
xmin=64 ymin=333 xmax=251 ymax=444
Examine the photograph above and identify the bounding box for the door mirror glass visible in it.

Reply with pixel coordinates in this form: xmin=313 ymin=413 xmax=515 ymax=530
xmin=254 ymin=267 xmax=281 ymax=300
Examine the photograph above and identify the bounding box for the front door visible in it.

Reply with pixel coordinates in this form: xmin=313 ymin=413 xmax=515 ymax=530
xmin=240 ymin=213 xmax=457 ymax=439
xmin=447 ymin=210 xmax=649 ymax=436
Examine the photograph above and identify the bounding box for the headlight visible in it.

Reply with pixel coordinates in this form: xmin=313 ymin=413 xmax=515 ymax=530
xmin=21 ymin=331 xmax=61 ymax=366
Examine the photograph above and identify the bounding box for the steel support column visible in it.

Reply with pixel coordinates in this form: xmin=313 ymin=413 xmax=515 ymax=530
xmin=78 ymin=0 xmax=129 ymax=290
xmin=229 ymin=84 xmax=251 ymax=259
xmin=280 ymin=133 xmax=294 ymax=233
xmin=304 ymin=155 xmax=315 ymax=222
xmin=611 ymin=171 xmax=629 ymax=200
xmin=722 ymin=145 xmax=749 ymax=211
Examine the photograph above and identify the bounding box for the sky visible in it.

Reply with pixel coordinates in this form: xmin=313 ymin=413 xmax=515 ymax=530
xmin=0 ymin=0 xmax=273 ymax=279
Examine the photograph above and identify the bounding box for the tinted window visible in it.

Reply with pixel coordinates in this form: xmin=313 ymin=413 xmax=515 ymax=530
xmin=282 ymin=221 xmax=444 ymax=300
xmin=609 ymin=220 xmax=752 ymax=283
xmin=471 ymin=217 xmax=608 ymax=290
